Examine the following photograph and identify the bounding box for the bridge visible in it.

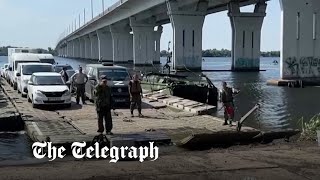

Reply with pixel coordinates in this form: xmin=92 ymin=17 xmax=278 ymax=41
xmin=55 ymin=0 xmax=320 ymax=80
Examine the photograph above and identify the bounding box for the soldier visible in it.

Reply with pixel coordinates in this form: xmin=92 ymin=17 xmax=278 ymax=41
xmin=129 ymin=74 xmax=143 ymax=117
xmin=95 ymin=75 xmax=114 ymax=135
xmin=220 ymin=82 xmax=240 ymax=126
xmin=71 ymin=67 xmax=88 ymax=105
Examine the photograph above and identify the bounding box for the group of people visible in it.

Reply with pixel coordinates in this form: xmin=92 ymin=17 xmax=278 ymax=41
xmin=62 ymin=66 xmax=239 ymax=134
xmin=61 ymin=66 xmax=143 ymax=135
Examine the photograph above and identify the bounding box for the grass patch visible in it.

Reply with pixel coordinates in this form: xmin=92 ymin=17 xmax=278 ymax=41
xmin=299 ymin=114 xmax=320 ymax=141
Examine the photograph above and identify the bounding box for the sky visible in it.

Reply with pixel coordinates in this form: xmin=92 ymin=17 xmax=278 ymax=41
xmin=0 ymin=0 xmax=281 ymax=51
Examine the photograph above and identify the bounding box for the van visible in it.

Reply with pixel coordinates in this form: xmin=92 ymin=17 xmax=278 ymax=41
xmin=8 ymin=53 xmax=40 ymax=90
xmin=84 ymin=64 xmax=131 ymax=104
xmin=38 ymin=54 xmax=56 ymax=64
xmin=16 ymin=63 xmax=53 ymax=97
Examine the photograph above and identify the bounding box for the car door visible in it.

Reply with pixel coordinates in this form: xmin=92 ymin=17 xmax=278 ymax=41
xmin=28 ymin=75 xmax=34 ymax=99
xmin=85 ymin=67 xmax=93 ymax=98
xmin=90 ymin=68 xmax=98 ymax=100
xmin=16 ymin=65 xmax=21 ymax=91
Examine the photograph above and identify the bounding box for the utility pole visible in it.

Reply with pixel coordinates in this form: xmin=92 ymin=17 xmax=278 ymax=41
xmin=79 ymin=14 xmax=81 ymax=28
xmin=91 ymin=0 xmax=94 ymax=19
xmin=84 ymin=8 xmax=86 ymax=24
xmin=102 ymin=0 xmax=105 ymax=14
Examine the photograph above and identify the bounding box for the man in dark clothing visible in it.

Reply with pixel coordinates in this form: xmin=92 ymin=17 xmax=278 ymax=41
xmin=60 ymin=67 xmax=69 ymax=89
xmin=220 ymin=82 xmax=239 ymax=126
xmin=60 ymin=67 xmax=69 ymax=82
xmin=95 ymin=75 xmax=114 ymax=135
xmin=129 ymin=74 xmax=143 ymax=117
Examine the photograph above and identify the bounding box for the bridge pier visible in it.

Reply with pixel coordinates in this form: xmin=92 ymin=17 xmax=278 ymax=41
xmin=280 ymin=0 xmax=320 ymax=80
xmin=84 ymin=35 xmax=91 ymax=60
xmin=97 ymin=28 xmax=113 ymax=62
xmin=154 ymin=25 xmax=163 ymax=64
xmin=67 ymin=41 xmax=72 ymax=58
xmin=228 ymin=0 xmax=266 ymax=71
xmin=130 ymin=17 xmax=156 ymax=66
xmin=110 ymin=23 xmax=133 ymax=63
xmin=89 ymin=33 xmax=99 ymax=61
xmin=79 ymin=37 xmax=86 ymax=59
xmin=74 ymin=39 xmax=80 ymax=59
xmin=167 ymin=0 xmax=208 ymax=70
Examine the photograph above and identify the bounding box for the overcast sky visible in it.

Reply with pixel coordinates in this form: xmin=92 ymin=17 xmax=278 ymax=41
xmin=0 ymin=0 xmax=281 ymax=51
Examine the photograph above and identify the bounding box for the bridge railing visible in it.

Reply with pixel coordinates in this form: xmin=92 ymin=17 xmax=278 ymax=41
xmin=56 ymin=0 xmax=128 ymax=48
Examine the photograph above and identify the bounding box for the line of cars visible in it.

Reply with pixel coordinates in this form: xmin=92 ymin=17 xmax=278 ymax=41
xmin=1 ymin=48 xmax=133 ymax=109
xmin=1 ymin=48 xmax=75 ymax=108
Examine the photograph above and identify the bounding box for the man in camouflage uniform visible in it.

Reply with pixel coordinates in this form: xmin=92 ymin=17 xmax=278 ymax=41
xmin=95 ymin=75 xmax=114 ymax=135
xmin=220 ymin=81 xmax=239 ymax=126
xmin=129 ymin=74 xmax=143 ymax=117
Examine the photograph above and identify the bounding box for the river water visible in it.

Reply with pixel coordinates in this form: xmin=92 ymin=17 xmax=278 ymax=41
xmin=0 ymin=56 xmax=319 ymax=163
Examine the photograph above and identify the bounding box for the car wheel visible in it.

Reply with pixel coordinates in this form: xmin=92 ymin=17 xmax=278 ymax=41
xmin=32 ymin=96 xmax=37 ymax=108
xmin=27 ymin=93 xmax=31 ymax=102
xmin=17 ymin=85 xmax=21 ymax=94
xmin=65 ymin=103 xmax=71 ymax=108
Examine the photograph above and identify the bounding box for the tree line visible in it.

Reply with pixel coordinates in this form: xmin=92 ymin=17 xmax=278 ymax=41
xmin=161 ymin=49 xmax=280 ymax=57
xmin=0 ymin=46 xmax=57 ymax=56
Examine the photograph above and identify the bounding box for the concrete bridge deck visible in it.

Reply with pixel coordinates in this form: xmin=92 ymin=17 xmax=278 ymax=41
xmin=0 ymin=77 xmax=259 ymax=147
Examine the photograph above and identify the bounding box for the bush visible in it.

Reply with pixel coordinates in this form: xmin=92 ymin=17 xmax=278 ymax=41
xmin=300 ymin=114 xmax=320 ymax=141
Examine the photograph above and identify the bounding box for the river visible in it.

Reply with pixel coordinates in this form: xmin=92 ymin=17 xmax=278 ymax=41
xmin=0 ymin=56 xmax=319 ymax=163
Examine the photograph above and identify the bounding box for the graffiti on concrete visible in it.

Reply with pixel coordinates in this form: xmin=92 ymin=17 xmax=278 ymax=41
xmin=284 ymin=57 xmax=320 ymax=77
xmin=235 ymin=58 xmax=260 ymax=69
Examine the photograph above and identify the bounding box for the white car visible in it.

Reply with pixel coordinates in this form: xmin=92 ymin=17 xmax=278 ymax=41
xmin=16 ymin=63 xmax=53 ymax=97
xmin=1 ymin=63 xmax=9 ymax=78
xmin=27 ymin=72 xmax=71 ymax=108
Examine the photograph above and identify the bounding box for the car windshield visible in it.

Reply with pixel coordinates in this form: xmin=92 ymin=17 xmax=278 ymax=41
xmin=40 ymin=59 xmax=55 ymax=64
xmin=15 ymin=61 xmax=38 ymax=70
xmin=99 ymin=69 xmax=130 ymax=81
xmin=34 ymin=76 xmax=64 ymax=85
xmin=55 ymin=65 xmax=72 ymax=72
xmin=22 ymin=65 xmax=52 ymax=75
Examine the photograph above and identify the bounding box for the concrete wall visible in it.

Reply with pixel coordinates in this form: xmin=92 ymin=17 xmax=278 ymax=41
xmin=280 ymin=0 xmax=320 ymax=79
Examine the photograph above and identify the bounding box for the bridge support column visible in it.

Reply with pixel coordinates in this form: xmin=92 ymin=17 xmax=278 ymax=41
xmin=280 ymin=0 xmax=320 ymax=80
xmin=72 ymin=40 xmax=75 ymax=58
xmin=63 ymin=45 xmax=67 ymax=57
xmin=79 ymin=37 xmax=85 ymax=59
xmin=74 ymin=39 xmax=80 ymax=59
xmin=130 ymin=17 xmax=156 ymax=66
xmin=228 ymin=0 xmax=266 ymax=71
xmin=97 ymin=28 xmax=113 ymax=62
xmin=84 ymin=35 xmax=91 ymax=60
xmin=67 ymin=42 xmax=71 ymax=58
xmin=154 ymin=26 xmax=163 ymax=64
xmin=89 ymin=33 xmax=99 ymax=61
xmin=167 ymin=0 xmax=208 ymax=70
xmin=110 ymin=24 xmax=133 ymax=63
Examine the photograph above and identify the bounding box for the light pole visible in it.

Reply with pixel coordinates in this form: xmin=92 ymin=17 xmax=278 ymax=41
xmin=102 ymin=0 xmax=105 ymax=14
xmin=84 ymin=8 xmax=86 ymax=24
xmin=79 ymin=14 xmax=81 ymax=28
xmin=91 ymin=0 xmax=94 ymax=19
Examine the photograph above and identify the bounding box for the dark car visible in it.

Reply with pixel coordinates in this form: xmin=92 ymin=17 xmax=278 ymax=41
xmin=54 ymin=64 xmax=73 ymax=73
xmin=84 ymin=64 xmax=131 ymax=105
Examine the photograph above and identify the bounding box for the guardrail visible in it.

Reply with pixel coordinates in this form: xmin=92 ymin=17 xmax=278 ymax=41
xmin=56 ymin=0 xmax=129 ymax=47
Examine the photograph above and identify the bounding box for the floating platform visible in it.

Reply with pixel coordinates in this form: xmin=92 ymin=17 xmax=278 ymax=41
xmin=0 ymin=78 xmax=299 ymax=148
xmin=0 ymin=81 xmax=23 ymax=131
xmin=267 ymin=79 xmax=320 ymax=87
xmin=143 ymin=92 xmax=216 ymax=115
